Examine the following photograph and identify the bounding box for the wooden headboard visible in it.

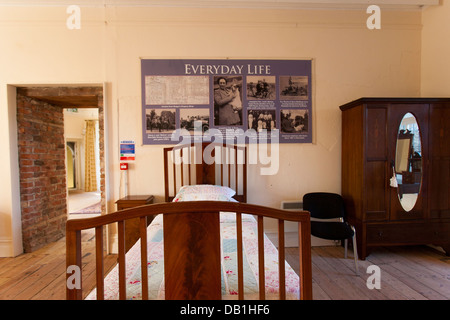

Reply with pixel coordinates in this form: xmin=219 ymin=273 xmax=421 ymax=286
xmin=164 ymin=142 xmax=247 ymax=202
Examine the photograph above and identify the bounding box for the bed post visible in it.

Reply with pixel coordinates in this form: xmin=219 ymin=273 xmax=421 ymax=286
xmin=66 ymin=228 xmax=82 ymax=300
xmin=298 ymin=220 xmax=313 ymax=300
xmin=163 ymin=147 xmax=170 ymax=202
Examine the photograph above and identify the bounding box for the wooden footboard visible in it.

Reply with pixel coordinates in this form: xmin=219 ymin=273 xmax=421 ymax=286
xmin=66 ymin=201 xmax=312 ymax=300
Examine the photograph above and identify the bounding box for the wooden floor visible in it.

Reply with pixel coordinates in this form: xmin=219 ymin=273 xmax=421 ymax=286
xmin=0 ymin=229 xmax=117 ymax=300
xmin=0 ymin=229 xmax=449 ymax=300
xmin=286 ymin=245 xmax=450 ymax=300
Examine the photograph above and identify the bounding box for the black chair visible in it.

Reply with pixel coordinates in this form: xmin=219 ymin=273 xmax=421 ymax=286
xmin=303 ymin=192 xmax=359 ymax=274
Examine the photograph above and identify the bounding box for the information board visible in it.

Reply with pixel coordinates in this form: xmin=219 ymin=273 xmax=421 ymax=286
xmin=141 ymin=59 xmax=312 ymax=145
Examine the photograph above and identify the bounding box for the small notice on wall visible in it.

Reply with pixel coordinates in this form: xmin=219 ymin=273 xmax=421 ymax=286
xmin=141 ymin=59 xmax=312 ymax=145
xmin=120 ymin=140 xmax=135 ymax=161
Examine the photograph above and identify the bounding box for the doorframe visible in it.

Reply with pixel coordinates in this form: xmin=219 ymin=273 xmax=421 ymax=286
xmin=12 ymin=84 xmax=107 ymax=255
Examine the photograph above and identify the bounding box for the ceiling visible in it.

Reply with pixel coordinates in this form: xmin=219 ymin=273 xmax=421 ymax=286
xmin=0 ymin=0 xmax=440 ymax=10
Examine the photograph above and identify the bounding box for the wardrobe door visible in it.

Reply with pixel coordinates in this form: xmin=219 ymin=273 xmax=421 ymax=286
xmin=365 ymin=105 xmax=389 ymax=221
xmin=429 ymin=103 xmax=450 ymax=219
xmin=388 ymin=104 xmax=428 ymax=221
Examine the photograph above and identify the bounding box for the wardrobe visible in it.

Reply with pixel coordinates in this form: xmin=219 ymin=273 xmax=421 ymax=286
xmin=340 ymin=98 xmax=450 ymax=259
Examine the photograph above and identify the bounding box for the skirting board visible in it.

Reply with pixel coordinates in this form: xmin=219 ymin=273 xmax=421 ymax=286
xmin=0 ymin=238 xmax=13 ymax=257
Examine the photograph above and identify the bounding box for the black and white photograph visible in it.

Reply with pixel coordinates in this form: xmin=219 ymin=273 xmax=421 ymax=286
xmin=213 ymin=75 xmax=243 ymax=126
xmin=279 ymin=76 xmax=309 ymax=100
xmin=180 ymin=108 xmax=210 ymax=133
xmin=246 ymin=76 xmax=276 ymax=100
xmin=280 ymin=109 xmax=309 ymax=133
xmin=145 ymin=108 xmax=176 ymax=133
xmin=247 ymin=109 xmax=277 ymax=132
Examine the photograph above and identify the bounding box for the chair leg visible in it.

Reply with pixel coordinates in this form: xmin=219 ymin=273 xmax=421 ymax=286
xmin=351 ymin=226 xmax=359 ymax=275
xmin=344 ymin=239 xmax=348 ymax=259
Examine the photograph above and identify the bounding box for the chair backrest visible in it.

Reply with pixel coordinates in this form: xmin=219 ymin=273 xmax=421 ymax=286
xmin=303 ymin=192 xmax=345 ymax=220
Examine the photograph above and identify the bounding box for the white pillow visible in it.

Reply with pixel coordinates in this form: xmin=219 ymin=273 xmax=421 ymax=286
xmin=173 ymin=193 xmax=235 ymax=202
xmin=177 ymin=184 xmax=236 ymax=197
xmin=173 ymin=184 xmax=236 ymax=202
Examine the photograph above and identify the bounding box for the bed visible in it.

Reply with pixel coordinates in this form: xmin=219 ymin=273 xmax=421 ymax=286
xmin=66 ymin=142 xmax=312 ymax=300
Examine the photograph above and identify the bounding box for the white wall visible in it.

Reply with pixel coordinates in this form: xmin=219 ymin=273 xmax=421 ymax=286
xmin=421 ymin=0 xmax=450 ymax=96
xmin=0 ymin=5 xmax=426 ymax=255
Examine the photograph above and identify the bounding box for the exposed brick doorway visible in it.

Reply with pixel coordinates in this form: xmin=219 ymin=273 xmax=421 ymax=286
xmin=16 ymin=86 xmax=105 ymax=252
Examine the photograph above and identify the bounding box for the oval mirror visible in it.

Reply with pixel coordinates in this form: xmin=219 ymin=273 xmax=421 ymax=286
xmin=394 ymin=113 xmax=422 ymax=212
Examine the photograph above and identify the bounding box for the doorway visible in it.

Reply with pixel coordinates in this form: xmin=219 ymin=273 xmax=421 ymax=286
xmin=64 ymin=108 xmax=101 ymax=217
xmin=16 ymin=85 xmax=105 ymax=252
xmin=66 ymin=141 xmax=77 ymax=189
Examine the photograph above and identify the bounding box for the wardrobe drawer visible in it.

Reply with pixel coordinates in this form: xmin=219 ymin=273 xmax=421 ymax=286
xmin=429 ymin=222 xmax=450 ymax=242
xmin=367 ymin=223 xmax=431 ymax=245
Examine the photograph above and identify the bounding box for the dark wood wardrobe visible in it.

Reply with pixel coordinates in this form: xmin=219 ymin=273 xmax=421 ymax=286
xmin=340 ymin=98 xmax=450 ymax=259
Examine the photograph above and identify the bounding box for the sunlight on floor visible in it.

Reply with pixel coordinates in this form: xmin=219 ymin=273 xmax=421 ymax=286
xmin=67 ymin=190 xmax=101 ymax=220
